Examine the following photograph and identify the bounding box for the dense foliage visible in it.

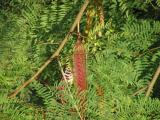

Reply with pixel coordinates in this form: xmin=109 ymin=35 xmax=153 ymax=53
xmin=1 ymin=0 xmax=160 ymax=119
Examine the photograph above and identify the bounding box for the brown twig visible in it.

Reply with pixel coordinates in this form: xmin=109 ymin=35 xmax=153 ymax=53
xmin=37 ymin=42 xmax=60 ymax=45
xmin=57 ymin=59 xmax=83 ymax=120
xmin=34 ymin=109 xmax=38 ymax=120
xmin=8 ymin=0 xmax=90 ymax=98
xmin=146 ymin=65 xmax=160 ymax=97
xmin=131 ymin=81 xmax=150 ymax=97
xmin=72 ymin=32 xmax=87 ymax=38
xmin=42 ymin=109 xmax=46 ymax=120
xmin=132 ymin=65 xmax=160 ymax=97
xmin=131 ymin=86 xmax=148 ymax=97
xmin=135 ymin=46 xmax=160 ymax=57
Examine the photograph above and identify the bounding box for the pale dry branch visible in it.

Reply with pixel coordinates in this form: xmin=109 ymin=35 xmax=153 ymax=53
xmin=8 ymin=0 xmax=90 ymax=98
xmin=146 ymin=65 xmax=160 ymax=97
xmin=57 ymin=59 xmax=83 ymax=120
xmin=131 ymin=86 xmax=148 ymax=97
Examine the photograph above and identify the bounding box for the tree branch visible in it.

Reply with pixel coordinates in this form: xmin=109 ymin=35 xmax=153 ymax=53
xmin=8 ymin=0 xmax=90 ymax=98
xmin=57 ymin=59 xmax=83 ymax=120
xmin=132 ymin=65 xmax=160 ymax=97
xmin=131 ymin=86 xmax=148 ymax=97
xmin=146 ymin=64 xmax=160 ymax=97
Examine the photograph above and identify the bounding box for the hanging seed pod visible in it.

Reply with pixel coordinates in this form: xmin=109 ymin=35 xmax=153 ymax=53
xmin=73 ymin=38 xmax=87 ymax=119
xmin=73 ymin=38 xmax=87 ymax=92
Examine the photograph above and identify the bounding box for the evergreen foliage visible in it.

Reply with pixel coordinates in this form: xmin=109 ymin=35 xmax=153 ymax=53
xmin=1 ymin=0 xmax=160 ymax=119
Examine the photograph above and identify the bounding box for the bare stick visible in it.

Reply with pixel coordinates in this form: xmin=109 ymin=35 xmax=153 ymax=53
xmin=8 ymin=0 xmax=90 ymax=98
xmin=146 ymin=65 xmax=160 ymax=97
xmin=131 ymin=86 xmax=148 ymax=97
xmin=77 ymin=21 xmax=80 ymax=33
xmin=136 ymin=46 xmax=160 ymax=57
xmin=131 ymin=82 xmax=150 ymax=97
xmin=58 ymin=59 xmax=83 ymax=120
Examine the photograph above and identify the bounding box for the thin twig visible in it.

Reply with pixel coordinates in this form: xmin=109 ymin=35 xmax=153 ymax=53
xmin=57 ymin=59 xmax=83 ymax=120
xmin=42 ymin=108 xmax=46 ymax=120
xmin=149 ymin=1 xmax=158 ymax=10
xmin=131 ymin=81 xmax=150 ymax=97
xmin=72 ymin=32 xmax=87 ymax=38
xmin=77 ymin=21 xmax=80 ymax=33
xmin=146 ymin=65 xmax=160 ymax=97
xmin=37 ymin=42 xmax=60 ymax=45
xmin=34 ymin=109 xmax=38 ymax=120
xmin=136 ymin=46 xmax=160 ymax=57
xmin=8 ymin=0 xmax=90 ymax=98
xmin=131 ymin=86 xmax=148 ymax=97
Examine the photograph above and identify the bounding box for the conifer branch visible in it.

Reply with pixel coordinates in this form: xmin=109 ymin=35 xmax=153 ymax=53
xmin=8 ymin=0 xmax=90 ymax=98
xmin=146 ymin=64 xmax=160 ymax=97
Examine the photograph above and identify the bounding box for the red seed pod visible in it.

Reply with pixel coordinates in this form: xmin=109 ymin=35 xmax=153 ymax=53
xmin=73 ymin=39 xmax=87 ymax=91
